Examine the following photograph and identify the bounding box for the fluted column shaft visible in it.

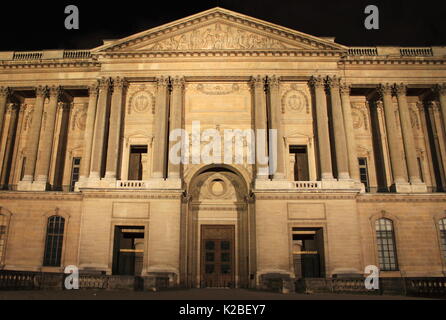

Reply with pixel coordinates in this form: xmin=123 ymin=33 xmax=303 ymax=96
xmin=0 ymin=104 xmax=19 ymax=187
xmin=436 ymin=84 xmax=446 ymax=138
xmin=267 ymin=75 xmax=285 ymax=179
xmin=378 ymin=84 xmax=406 ymax=184
xmin=79 ymin=84 xmax=98 ymax=180
xmin=35 ymin=86 xmax=60 ymax=183
xmin=251 ymin=76 xmax=268 ymax=179
xmin=152 ymin=76 xmax=169 ymax=179
xmin=395 ymin=83 xmax=421 ymax=183
xmin=0 ymin=87 xmax=9 ymax=141
xmin=340 ymin=83 xmax=360 ymax=181
xmin=168 ymin=76 xmax=184 ymax=179
xmin=90 ymin=78 xmax=111 ymax=179
xmin=105 ymin=77 xmax=127 ymax=180
xmin=327 ymin=76 xmax=350 ymax=179
xmin=310 ymin=76 xmax=333 ymax=180
xmin=22 ymin=86 xmax=47 ymax=181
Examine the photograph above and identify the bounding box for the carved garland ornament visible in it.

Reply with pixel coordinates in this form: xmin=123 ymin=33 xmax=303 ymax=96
xmin=196 ymin=83 xmax=240 ymax=95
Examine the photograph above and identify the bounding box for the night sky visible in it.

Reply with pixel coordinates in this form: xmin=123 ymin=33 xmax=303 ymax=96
xmin=1 ymin=0 xmax=445 ymax=51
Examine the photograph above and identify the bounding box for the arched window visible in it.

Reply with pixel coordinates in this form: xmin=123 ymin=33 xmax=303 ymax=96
xmin=375 ymin=218 xmax=398 ymax=271
xmin=0 ymin=214 xmax=9 ymax=265
xmin=439 ymin=218 xmax=446 ymax=262
xmin=43 ymin=216 xmax=65 ymax=267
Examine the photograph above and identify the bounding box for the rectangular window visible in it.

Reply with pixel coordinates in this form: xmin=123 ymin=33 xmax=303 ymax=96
xmin=0 ymin=222 xmax=7 ymax=264
xmin=376 ymin=219 xmax=398 ymax=271
xmin=358 ymin=157 xmax=370 ymax=192
xmin=289 ymin=145 xmax=309 ymax=181
xmin=128 ymin=146 xmax=147 ymax=181
xmin=70 ymin=157 xmax=81 ymax=192
xmin=439 ymin=219 xmax=446 ymax=262
xmin=43 ymin=216 xmax=65 ymax=267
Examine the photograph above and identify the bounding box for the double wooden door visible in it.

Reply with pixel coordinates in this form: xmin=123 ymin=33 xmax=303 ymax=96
xmin=201 ymin=225 xmax=235 ymax=288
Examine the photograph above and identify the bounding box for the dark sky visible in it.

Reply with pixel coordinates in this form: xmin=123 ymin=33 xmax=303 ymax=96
xmin=1 ymin=0 xmax=445 ymax=51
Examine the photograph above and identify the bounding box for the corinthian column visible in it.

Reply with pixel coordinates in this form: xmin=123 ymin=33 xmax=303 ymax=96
xmin=0 ymin=87 xmax=9 ymax=140
xmin=327 ymin=76 xmax=350 ymax=179
xmin=78 ymin=83 xmax=98 ymax=181
xmin=34 ymin=86 xmax=61 ymax=187
xmin=394 ymin=83 xmax=422 ymax=185
xmin=89 ymin=78 xmax=111 ymax=180
xmin=267 ymin=75 xmax=285 ymax=180
xmin=251 ymin=76 xmax=268 ymax=179
xmin=340 ymin=82 xmax=360 ymax=181
xmin=0 ymin=104 xmax=19 ymax=188
xmin=105 ymin=77 xmax=127 ymax=180
xmin=378 ymin=84 xmax=407 ymax=185
xmin=168 ymin=76 xmax=184 ymax=179
xmin=21 ymin=86 xmax=48 ymax=183
xmin=152 ymin=76 xmax=169 ymax=179
xmin=309 ymin=76 xmax=333 ymax=180
xmin=435 ymin=83 xmax=446 ymax=138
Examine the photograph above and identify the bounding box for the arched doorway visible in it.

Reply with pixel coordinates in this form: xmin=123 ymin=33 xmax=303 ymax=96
xmin=180 ymin=165 xmax=255 ymax=288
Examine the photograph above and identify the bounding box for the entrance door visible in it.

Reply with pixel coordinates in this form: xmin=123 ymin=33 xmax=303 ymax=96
xmin=292 ymin=228 xmax=325 ymax=279
xmin=112 ymin=226 xmax=144 ymax=276
xmin=201 ymin=225 xmax=235 ymax=288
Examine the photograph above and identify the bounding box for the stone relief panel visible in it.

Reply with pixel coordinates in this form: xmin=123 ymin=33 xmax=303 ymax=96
xmin=71 ymin=103 xmax=88 ymax=131
xmin=142 ymin=22 xmax=295 ymax=51
xmin=350 ymin=100 xmax=370 ymax=133
xmin=185 ymin=82 xmax=251 ymax=117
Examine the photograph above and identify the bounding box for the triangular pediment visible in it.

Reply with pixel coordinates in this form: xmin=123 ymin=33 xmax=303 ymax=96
xmin=93 ymin=7 xmax=346 ymax=53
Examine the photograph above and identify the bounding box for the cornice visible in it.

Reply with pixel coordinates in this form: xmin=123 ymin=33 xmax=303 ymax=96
xmin=339 ymin=58 xmax=446 ymax=66
xmin=0 ymin=61 xmax=101 ymax=70
xmin=95 ymin=49 xmax=345 ymax=59
xmin=0 ymin=192 xmax=82 ymax=201
xmin=357 ymin=194 xmax=446 ymax=203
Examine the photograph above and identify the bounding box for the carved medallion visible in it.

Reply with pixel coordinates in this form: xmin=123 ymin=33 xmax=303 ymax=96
xmin=128 ymin=86 xmax=155 ymax=114
xmin=281 ymin=88 xmax=308 ymax=113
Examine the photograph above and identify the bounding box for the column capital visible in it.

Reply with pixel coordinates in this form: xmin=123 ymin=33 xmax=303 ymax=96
xmin=308 ymin=75 xmax=325 ymax=90
xmin=88 ymin=83 xmax=99 ymax=96
xmin=0 ymin=86 xmax=10 ymax=98
xmin=267 ymin=75 xmax=281 ymax=90
xmin=433 ymin=83 xmax=446 ymax=96
xmin=377 ymin=83 xmax=393 ymax=99
xmin=112 ymin=77 xmax=128 ymax=90
xmin=326 ymin=75 xmax=341 ymax=89
xmin=156 ymin=76 xmax=169 ymax=89
xmin=97 ymin=77 xmax=111 ymax=91
xmin=250 ymin=75 xmax=265 ymax=90
xmin=394 ymin=83 xmax=407 ymax=96
xmin=339 ymin=82 xmax=351 ymax=96
xmin=35 ymin=85 xmax=48 ymax=98
xmin=48 ymin=85 xmax=61 ymax=99
xmin=171 ymin=76 xmax=185 ymax=90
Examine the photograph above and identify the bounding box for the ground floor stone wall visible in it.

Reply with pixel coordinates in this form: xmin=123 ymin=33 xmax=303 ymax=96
xmin=0 ymin=192 xmax=445 ymax=290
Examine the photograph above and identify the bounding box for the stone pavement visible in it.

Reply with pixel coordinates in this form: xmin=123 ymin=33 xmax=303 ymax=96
xmin=0 ymin=288 xmax=436 ymax=300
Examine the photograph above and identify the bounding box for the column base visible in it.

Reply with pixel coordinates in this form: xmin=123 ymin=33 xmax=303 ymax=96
xmin=391 ymin=181 xmax=427 ymax=193
xmin=16 ymin=180 xmax=49 ymax=191
xmin=254 ymin=179 xmax=294 ymax=190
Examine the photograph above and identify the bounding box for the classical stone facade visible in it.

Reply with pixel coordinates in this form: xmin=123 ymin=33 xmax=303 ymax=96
xmin=0 ymin=8 xmax=445 ymax=290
